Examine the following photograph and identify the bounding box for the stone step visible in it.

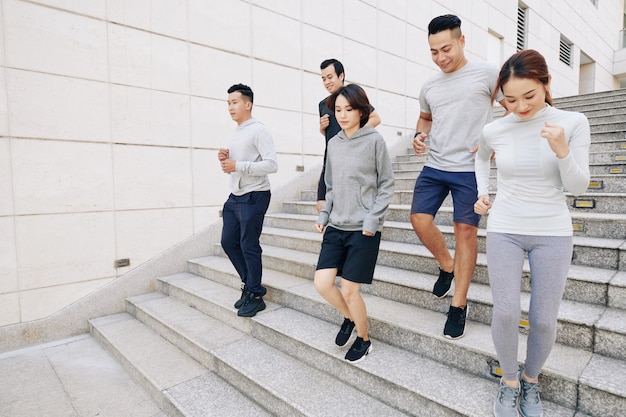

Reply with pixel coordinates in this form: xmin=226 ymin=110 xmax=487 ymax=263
xmin=387 ymin=189 xmax=626 ymax=215
xmin=125 ymin=291 xmax=407 ymax=417
xmin=392 ymin=159 xmax=626 ymax=176
xmin=262 ymin=214 xmax=624 ymax=271
xmin=280 ymin=200 xmax=626 ymax=241
xmin=179 ymin=259 xmax=626 ymax=415
xmin=581 ymin=106 xmax=626 ymax=118
xmin=202 ymin=242 xmax=626 ymax=357
xmin=590 ymin=122 xmax=626 ymax=134
xmin=556 ymin=93 xmax=626 ymax=109
xmin=392 ymin=174 xmax=626 ymax=194
xmin=158 ymin=270 xmax=575 ymax=415
xmin=89 ymin=312 xmax=209 ymax=411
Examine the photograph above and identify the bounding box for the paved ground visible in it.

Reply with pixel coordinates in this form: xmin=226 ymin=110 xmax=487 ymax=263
xmin=0 ymin=334 xmax=164 ymax=417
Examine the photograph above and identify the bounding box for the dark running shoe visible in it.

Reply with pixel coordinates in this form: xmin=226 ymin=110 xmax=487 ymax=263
xmin=335 ymin=318 xmax=356 ymax=346
xmin=234 ymin=285 xmax=250 ymax=309
xmin=237 ymin=295 xmax=266 ymax=317
xmin=433 ymin=268 xmax=454 ymax=298
xmin=443 ymin=304 xmax=468 ymax=339
xmin=345 ymin=336 xmax=372 ymax=363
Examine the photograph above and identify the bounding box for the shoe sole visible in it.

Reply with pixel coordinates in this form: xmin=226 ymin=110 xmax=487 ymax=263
xmin=493 ymin=402 xmax=520 ymax=417
xmin=345 ymin=344 xmax=372 ymax=364
xmin=443 ymin=305 xmax=468 ymax=339
xmin=433 ymin=287 xmax=452 ymax=298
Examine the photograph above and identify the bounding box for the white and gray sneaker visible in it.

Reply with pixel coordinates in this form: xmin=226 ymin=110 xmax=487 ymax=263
xmin=494 ymin=378 xmax=520 ymax=417
xmin=519 ymin=373 xmax=543 ymax=417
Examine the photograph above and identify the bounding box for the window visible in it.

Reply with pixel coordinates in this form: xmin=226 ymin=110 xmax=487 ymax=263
xmin=517 ymin=4 xmax=528 ymax=51
xmin=559 ymin=35 xmax=573 ymax=66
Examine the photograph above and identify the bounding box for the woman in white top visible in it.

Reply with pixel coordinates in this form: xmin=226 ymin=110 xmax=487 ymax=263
xmin=474 ymin=50 xmax=590 ymax=417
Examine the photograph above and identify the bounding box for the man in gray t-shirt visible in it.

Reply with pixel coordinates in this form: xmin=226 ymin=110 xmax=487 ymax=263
xmin=410 ymin=15 xmax=505 ymax=339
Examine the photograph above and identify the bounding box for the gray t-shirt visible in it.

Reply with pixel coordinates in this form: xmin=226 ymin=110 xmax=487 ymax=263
xmin=419 ymin=60 xmax=501 ymax=172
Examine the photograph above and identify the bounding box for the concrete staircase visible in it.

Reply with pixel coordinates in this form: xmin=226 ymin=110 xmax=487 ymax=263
xmin=89 ymin=89 xmax=626 ymax=417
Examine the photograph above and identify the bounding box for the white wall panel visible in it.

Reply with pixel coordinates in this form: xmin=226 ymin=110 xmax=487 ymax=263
xmin=107 ymin=0 xmax=151 ymax=30
xmin=11 ymin=140 xmax=114 ymax=215
xmin=115 ymin=207 xmax=194 ymax=268
xmin=108 ymin=24 xmax=152 ymax=89
xmin=188 ymin=0 xmax=250 ymax=54
xmin=15 ymin=212 xmax=116 ymax=290
xmin=113 ymin=145 xmax=192 ymax=210
xmin=302 ymin=0 xmax=342 ymax=33
xmin=190 ymin=97 xmax=232 ymax=150
xmin=28 ymin=0 xmax=106 ymax=19
xmin=252 ymin=7 xmax=301 ymax=68
xmin=110 ymin=86 xmax=190 ymax=147
xmin=343 ymin=39 xmax=377 ymax=87
xmin=151 ymin=34 xmax=189 ymax=94
xmin=0 ymin=217 xmax=18 ymax=293
xmin=0 ymin=293 xmax=19 ymax=326
xmin=301 ymin=24 xmax=344 ymax=75
xmin=4 ymin=0 xmax=107 ymax=81
xmin=6 ymin=69 xmax=110 ymax=141
xmin=189 ymin=45 xmax=252 ymax=99
xmin=151 ymin=0 xmax=187 ymax=39
xmin=0 ymin=139 xmax=11 ymax=216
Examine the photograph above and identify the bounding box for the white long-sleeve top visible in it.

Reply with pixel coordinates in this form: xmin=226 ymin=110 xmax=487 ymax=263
xmin=475 ymin=105 xmax=590 ymax=236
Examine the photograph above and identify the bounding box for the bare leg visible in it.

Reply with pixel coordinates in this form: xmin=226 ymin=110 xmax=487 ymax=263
xmin=340 ymin=279 xmax=368 ymax=340
xmin=314 ymin=268 xmax=351 ymax=319
xmin=450 ymin=222 xmax=478 ymax=307
xmin=410 ymin=213 xmax=454 ymax=272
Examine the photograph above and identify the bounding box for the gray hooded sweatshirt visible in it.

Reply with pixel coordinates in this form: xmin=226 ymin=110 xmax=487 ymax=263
xmin=317 ymin=125 xmax=394 ymax=234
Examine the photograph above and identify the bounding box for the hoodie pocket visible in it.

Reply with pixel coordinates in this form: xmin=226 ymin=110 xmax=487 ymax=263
xmin=330 ymin=182 xmax=369 ymax=226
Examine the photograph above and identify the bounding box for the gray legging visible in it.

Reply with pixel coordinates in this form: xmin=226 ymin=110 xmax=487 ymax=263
xmin=486 ymin=232 xmax=573 ymax=381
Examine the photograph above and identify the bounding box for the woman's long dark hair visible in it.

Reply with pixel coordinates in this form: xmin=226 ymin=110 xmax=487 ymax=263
xmin=493 ymin=49 xmax=552 ymax=106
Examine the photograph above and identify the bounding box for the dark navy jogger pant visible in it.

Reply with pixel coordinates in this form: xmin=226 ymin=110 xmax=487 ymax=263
xmin=220 ymin=190 xmax=271 ymax=297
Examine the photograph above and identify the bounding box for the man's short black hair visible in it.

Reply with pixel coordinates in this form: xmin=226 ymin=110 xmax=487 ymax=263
xmin=320 ymin=58 xmax=345 ymax=79
xmin=428 ymin=14 xmax=462 ymax=36
xmin=227 ymin=83 xmax=254 ymax=103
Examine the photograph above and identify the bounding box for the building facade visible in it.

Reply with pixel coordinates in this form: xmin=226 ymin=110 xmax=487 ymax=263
xmin=0 ymin=0 xmax=624 ymax=326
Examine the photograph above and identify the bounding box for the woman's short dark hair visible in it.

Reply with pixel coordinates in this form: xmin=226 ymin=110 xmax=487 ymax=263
xmin=326 ymin=84 xmax=371 ymax=128
xmin=227 ymin=83 xmax=254 ymax=103
xmin=493 ymin=49 xmax=553 ymax=105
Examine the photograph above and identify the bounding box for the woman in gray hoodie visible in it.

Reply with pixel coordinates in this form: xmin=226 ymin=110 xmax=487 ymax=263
xmin=314 ymin=84 xmax=395 ymax=363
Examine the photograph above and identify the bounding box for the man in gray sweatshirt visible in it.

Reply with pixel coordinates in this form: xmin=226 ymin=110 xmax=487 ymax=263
xmin=218 ymin=83 xmax=278 ymax=318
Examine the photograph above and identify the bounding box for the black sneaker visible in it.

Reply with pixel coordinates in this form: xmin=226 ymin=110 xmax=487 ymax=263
xmin=345 ymin=337 xmax=372 ymax=363
xmin=335 ymin=318 xmax=356 ymax=346
xmin=234 ymin=285 xmax=250 ymax=309
xmin=237 ymin=295 xmax=266 ymax=317
xmin=433 ymin=268 xmax=454 ymax=298
xmin=443 ymin=305 xmax=468 ymax=339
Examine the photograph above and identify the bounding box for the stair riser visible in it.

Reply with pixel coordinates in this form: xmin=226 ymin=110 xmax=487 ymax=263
xmin=89 ymin=322 xmax=166 ymax=409
xmin=183 ymin=265 xmax=578 ymax=409
xmin=260 ymin=221 xmax=621 ymax=271
xmin=212 ymin=358 xmax=306 ymax=417
xmin=393 ymin=176 xmax=626 ymax=193
xmin=250 ymin=320 xmax=465 ymax=417
xmin=126 ymin=299 xmax=217 ymax=370
xmin=578 ymin=387 xmax=626 ymax=417
xmin=159 ymin=279 xmax=254 ymax=335
xmin=206 ymin=250 xmax=606 ymax=354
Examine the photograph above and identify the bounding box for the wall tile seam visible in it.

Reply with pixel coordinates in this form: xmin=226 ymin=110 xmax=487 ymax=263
xmin=6 ymin=206 xmax=204 ymax=218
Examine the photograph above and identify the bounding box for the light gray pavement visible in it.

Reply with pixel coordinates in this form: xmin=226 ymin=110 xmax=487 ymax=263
xmin=0 ymin=334 xmax=165 ymax=417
